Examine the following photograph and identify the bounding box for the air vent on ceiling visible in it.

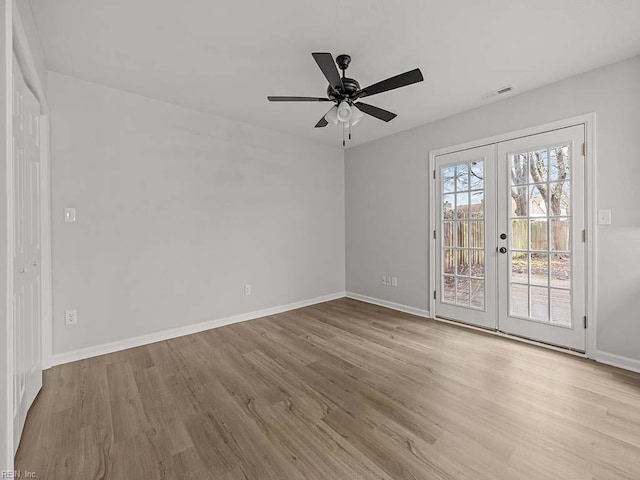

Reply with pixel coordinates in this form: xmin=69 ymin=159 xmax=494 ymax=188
xmin=481 ymin=85 xmax=515 ymax=100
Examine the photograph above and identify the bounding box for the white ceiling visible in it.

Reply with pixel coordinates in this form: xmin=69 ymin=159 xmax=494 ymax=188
xmin=31 ymin=0 xmax=640 ymax=148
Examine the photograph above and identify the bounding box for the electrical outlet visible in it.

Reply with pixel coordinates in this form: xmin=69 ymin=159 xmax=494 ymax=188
xmin=391 ymin=276 xmax=398 ymax=287
xmin=65 ymin=309 xmax=78 ymax=326
xmin=244 ymin=284 xmax=251 ymax=296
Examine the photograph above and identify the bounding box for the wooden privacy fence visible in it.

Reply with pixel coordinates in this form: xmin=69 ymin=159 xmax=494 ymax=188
xmin=443 ymin=218 xmax=570 ymax=272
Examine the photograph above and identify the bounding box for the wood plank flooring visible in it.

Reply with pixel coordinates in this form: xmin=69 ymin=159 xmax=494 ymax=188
xmin=15 ymin=298 xmax=640 ymax=479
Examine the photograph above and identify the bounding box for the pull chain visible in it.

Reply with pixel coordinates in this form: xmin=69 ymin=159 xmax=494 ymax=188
xmin=342 ymin=123 xmax=345 ymax=147
xmin=349 ymin=121 xmax=352 ymax=140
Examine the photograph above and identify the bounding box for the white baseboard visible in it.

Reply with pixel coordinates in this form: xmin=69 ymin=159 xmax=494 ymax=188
xmin=594 ymin=350 xmax=640 ymax=374
xmin=50 ymin=291 xmax=346 ymax=367
xmin=345 ymin=291 xmax=431 ymax=318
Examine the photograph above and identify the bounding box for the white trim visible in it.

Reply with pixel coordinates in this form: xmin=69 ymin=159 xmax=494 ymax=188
xmin=583 ymin=116 xmax=597 ymax=358
xmin=50 ymin=292 xmax=346 ymax=366
xmin=39 ymin=115 xmax=52 ymax=369
xmin=428 ymin=114 xmax=597 ymax=357
xmin=3 ymin=0 xmax=13 ymax=472
xmin=345 ymin=292 xmax=430 ymax=318
xmin=428 ymin=114 xmax=596 ymax=158
xmin=594 ymin=350 xmax=640 ymax=374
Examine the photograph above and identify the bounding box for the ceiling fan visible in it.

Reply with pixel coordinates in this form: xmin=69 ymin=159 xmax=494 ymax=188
xmin=268 ymin=53 xmax=424 ymax=145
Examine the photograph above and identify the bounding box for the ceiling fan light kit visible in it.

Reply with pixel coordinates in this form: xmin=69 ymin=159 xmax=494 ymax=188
xmin=268 ymin=52 xmax=424 ymax=146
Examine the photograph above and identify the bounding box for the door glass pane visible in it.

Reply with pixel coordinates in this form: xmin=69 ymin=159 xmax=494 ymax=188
xmin=510 ymin=154 xmax=528 ymax=185
xmin=470 ymin=279 xmax=484 ymax=309
xmin=470 ymin=191 xmax=484 ymax=219
xmin=529 ymin=219 xmax=548 ymax=251
xmin=470 ymin=161 xmax=484 ymax=190
xmin=530 ymin=287 xmax=549 ymax=321
xmin=456 ymin=277 xmax=469 ymax=306
xmin=440 ymin=159 xmax=485 ymax=310
xmin=550 ymin=218 xmax=570 ymax=252
xmin=511 ymin=252 xmax=528 ymax=284
xmin=530 ymin=253 xmax=549 ymax=286
xmin=529 ymin=150 xmax=548 ymax=183
xmin=443 ymin=222 xmax=454 ymax=247
xmin=456 ymin=223 xmax=468 ymax=248
xmin=443 ymin=194 xmax=455 ymax=219
xmin=510 ymin=284 xmax=529 ymax=317
xmin=443 ymin=249 xmax=455 ymax=274
xmin=551 ymin=288 xmax=571 ymax=326
xmin=443 ymin=166 xmax=456 ymax=193
xmin=456 ymin=250 xmax=469 ymax=276
xmin=456 ymin=164 xmax=469 ymax=191
xmin=443 ymin=275 xmax=455 ymax=303
xmin=549 ymin=146 xmax=570 ymax=181
xmin=469 ymin=221 xmax=484 ymax=248
xmin=470 ymin=250 xmax=484 ymax=278
xmin=550 ymin=253 xmax=571 ymax=288
xmin=510 ymin=186 xmax=528 ymax=217
xmin=456 ymin=192 xmax=469 ymax=219
xmin=511 ymin=219 xmax=528 ymax=250
xmin=529 ymin=185 xmax=547 ymax=217
xmin=507 ymin=143 xmax=573 ymax=326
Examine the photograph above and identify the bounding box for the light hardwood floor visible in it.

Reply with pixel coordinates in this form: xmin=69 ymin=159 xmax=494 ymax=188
xmin=15 ymin=298 xmax=640 ymax=479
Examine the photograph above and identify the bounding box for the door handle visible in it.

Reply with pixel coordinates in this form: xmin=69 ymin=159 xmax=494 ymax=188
xmin=499 ymin=247 xmax=507 ymax=254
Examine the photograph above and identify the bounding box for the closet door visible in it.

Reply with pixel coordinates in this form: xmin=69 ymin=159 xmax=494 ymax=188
xmin=12 ymin=54 xmax=43 ymax=452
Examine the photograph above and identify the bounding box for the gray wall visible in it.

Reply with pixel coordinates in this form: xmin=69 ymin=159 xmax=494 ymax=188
xmin=346 ymin=55 xmax=640 ymax=361
xmin=48 ymin=71 xmax=345 ymax=356
xmin=15 ymin=0 xmax=46 ymax=91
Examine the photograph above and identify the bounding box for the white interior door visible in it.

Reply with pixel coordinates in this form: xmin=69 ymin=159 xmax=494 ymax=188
xmin=497 ymin=126 xmax=586 ymax=351
xmin=12 ymin=54 xmax=43 ymax=452
xmin=434 ymin=144 xmax=497 ymax=329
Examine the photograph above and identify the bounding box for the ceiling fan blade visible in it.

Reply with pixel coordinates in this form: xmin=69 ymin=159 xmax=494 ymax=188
xmin=356 ymin=68 xmax=424 ymax=99
xmin=314 ymin=116 xmax=329 ymax=128
xmin=355 ymin=102 xmax=397 ymax=122
xmin=312 ymin=53 xmax=344 ymax=91
xmin=267 ymin=96 xmax=331 ymax=102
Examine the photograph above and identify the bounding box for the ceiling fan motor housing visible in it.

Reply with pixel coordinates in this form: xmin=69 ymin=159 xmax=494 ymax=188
xmin=327 ymin=77 xmax=361 ymax=101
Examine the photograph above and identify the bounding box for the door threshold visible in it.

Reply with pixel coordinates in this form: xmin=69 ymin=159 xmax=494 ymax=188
xmin=433 ymin=315 xmax=588 ymax=358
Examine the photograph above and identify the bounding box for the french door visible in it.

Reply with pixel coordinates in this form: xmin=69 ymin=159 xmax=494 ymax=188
xmin=435 ymin=125 xmax=586 ymax=351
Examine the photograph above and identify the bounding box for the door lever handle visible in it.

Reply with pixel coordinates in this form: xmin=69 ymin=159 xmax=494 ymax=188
xmin=499 ymin=247 xmax=507 ymax=254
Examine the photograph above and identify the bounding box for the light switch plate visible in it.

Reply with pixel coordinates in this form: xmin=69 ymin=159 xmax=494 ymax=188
xmin=598 ymin=209 xmax=611 ymax=225
xmin=64 ymin=208 xmax=77 ymax=223
xmin=391 ymin=276 xmax=398 ymax=287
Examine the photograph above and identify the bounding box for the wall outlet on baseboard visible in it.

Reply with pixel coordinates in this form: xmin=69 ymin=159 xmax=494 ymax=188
xmin=244 ymin=284 xmax=251 ymax=296
xmin=65 ymin=309 xmax=78 ymax=326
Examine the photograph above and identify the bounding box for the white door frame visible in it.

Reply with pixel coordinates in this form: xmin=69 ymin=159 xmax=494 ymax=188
xmin=3 ymin=0 xmax=51 ymax=468
xmin=428 ymin=113 xmax=597 ymax=358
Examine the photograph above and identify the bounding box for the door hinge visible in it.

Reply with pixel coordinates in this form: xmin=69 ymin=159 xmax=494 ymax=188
xmin=433 ymin=170 xmax=436 ymax=180
xmin=582 ymin=229 xmax=587 ymax=242
xmin=583 ymin=143 xmax=587 ymax=156
xmin=584 ymin=316 xmax=588 ymax=329
xmin=433 ymin=230 xmax=436 ymax=240
xmin=433 ymin=290 xmax=437 ymax=300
